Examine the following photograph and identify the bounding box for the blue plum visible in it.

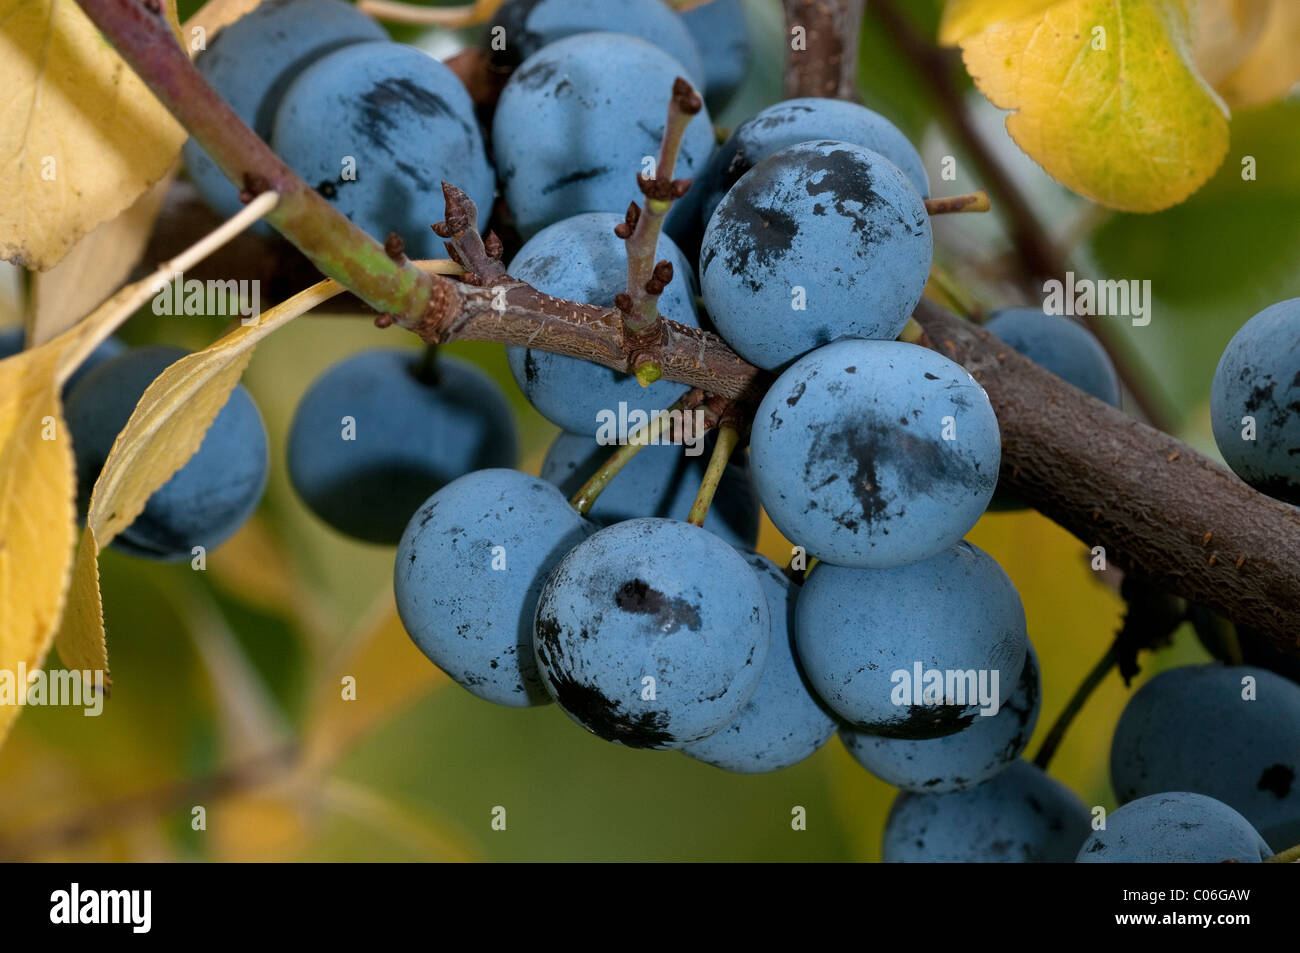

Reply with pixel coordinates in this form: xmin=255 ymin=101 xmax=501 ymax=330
xmin=698 ymin=97 xmax=930 ymax=231
xmin=1210 ymin=298 xmax=1300 ymax=504
xmin=1077 ymin=792 xmax=1272 ymax=863
xmin=750 ymin=339 xmax=1001 ymax=568
xmin=700 ymin=141 xmax=932 ymax=371
xmin=883 ymin=760 xmax=1090 ymax=862
xmin=1110 ymin=664 xmax=1300 ymax=850
xmin=984 ymin=309 xmax=1121 ymax=407
xmin=272 ymin=41 xmax=495 ymax=257
xmin=65 ymin=346 xmax=268 ymax=560
xmin=795 ymin=541 xmax=1027 ymax=736
xmin=396 ymin=469 xmax=593 ymax=707
xmin=540 ymin=431 xmax=758 ymax=549
xmin=0 ymin=327 xmax=125 ymax=394
xmin=491 ymin=0 xmax=704 ymax=92
xmin=533 ymin=517 xmax=769 ymax=748
xmin=681 ymin=0 xmax=749 ymax=113
xmin=841 ymin=641 xmax=1040 ymax=792
xmin=505 ymin=212 xmax=700 ymax=435
xmin=287 ymin=349 xmax=517 ymax=545
xmin=492 ymin=33 xmax=715 ymax=237
xmin=681 ymin=552 xmax=836 ymax=772
xmin=184 ymin=0 xmax=388 ymax=224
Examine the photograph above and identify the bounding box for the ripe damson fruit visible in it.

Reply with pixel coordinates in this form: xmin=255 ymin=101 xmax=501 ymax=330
xmin=750 ymin=339 xmax=1001 ymax=568
xmin=492 ymin=32 xmax=715 ymax=237
xmin=287 ymin=349 xmax=518 ymax=545
xmin=395 ymin=469 xmax=593 ymax=707
xmin=1076 ymin=792 xmax=1273 ymax=863
xmin=65 ymin=346 xmax=269 ymax=560
xmin=681 ymin=552 xmax=836 ymax=773
xmin=883 ymin=760 xmax=1090 ymax=863
xmin=540 ymin=431 xmax=758 ymax=549
xmin=490 ymin=0 xmax=705 ymax=93
xmin=697 ymin=97 xmax=930 ymax=231
xmin=1210 ymin=297 xmax=1300 ymax=504
xmin=680 ymin=0 xmax=750 ymax=113
xmin=533 ymin=518 xmax=768 ymax=748
xmin=795 ymin=541 xmax=1027 ymax=737
xmin=700 ymin=141 xmax=932 ymax=371
xmin=840 ymin=642 xmax=1040 ymax=792
xmin=505 ymin=212 xmax=700 ymax=436
xmin=1109 ymin=664 xmax=1300 ymax=849
xmin=272 ymin=41 xmax=495 ymax=257
xmin=184 ymin=0 xmax=387 ymax=223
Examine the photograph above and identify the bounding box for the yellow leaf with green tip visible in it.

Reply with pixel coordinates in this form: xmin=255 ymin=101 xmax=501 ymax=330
xmin=943 ymin=0 xmax=1230 ymax=212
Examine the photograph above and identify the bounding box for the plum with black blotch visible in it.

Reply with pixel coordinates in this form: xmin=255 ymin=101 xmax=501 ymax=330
xmin=700 ymin=141 xmax=931 ymax=372
xmin=795 ymin=540 xmax=1026 ymax=737
xmin=1077 ymin=792 xmax=1272 ymax=863
xmin=272 ymin=41 xmax=495 ymax=258
xmin=533 ymin=518 xmax=769 ymax=748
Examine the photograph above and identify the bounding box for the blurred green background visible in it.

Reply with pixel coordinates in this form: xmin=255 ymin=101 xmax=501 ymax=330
xmin=0 ymin=0 xmax=1296 ymax=861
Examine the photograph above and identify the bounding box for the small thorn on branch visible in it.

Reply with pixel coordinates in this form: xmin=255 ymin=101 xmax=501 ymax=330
xmin=924 ymin=190 xmax=991 ymax=215
xmin=433 ymin=182 xmax=506 ymax=286
xmin=384 ymin=232 xmax=406 ymax=262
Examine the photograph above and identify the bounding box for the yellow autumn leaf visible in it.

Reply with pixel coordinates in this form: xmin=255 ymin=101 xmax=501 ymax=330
xmin=27 ymin=172 xmax=175 ymax=347
xmin=0 ymin=341 xmax=76 ymax=744
xmin=0 ymin=0 xmax=185 ymax=270
xmin=942 ymin=0 xmax=1230 ymax=212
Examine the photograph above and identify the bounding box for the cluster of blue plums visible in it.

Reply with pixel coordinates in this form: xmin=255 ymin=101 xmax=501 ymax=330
xmin=49 ymin=0 xmax=1294 ymax=863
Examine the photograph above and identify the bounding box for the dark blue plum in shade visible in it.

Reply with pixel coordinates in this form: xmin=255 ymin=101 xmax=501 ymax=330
xmin=1210 ymin=297 xmax=1300 ymax=504
xmin=183 ymin=0 xmax=389 ymax=225
xmin=65 ymin=345 xmax=268 ymax=561
xmin=395 ymin=469 xmax=593 ymax=707
xmin=984 ymin=308 xmax=1121 ymax=407
xmin=272 ymin=41 xmax=495 ymax=256
xmin=1077 ymin=792 xmax=1272 ymax=863
xmin=700 ymin=141 xmax=932 ymax=371
xmin=533 ymin=518 xmax=769 ymax=749
xmin=287 ymin=349 xmax=517 ymax=545
xmin=883 ymin=760 xmax=1091 ymax=862
xmin=539 ymin=431 xmax=757 ymax=550
xmin=1109 ymin=663 xmax=1300 ymax=850
xmin=682 ymin=552 xmax=836 ymax=773
xmin=492 ymin=32 xmax=715 ymax=238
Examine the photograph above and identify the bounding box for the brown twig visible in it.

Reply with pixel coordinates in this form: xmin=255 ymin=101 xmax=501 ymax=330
xmin=782 ymin=0 xmax=865 ymax=100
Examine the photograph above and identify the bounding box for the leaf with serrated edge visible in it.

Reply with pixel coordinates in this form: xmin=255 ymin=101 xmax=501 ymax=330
xmin=0 ymin=0 xmax=185 ymax=270
xmin=0 ymin=342 xmax=76 ymax=744
xmin=950 ymin=0 xmax=1229 ymax=212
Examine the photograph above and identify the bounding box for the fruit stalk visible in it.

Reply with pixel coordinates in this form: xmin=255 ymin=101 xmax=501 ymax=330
xmin=781 ymin=0 xmax=865 ymax=101
xmin=686 ymin=424 xmax=740 ymax=527
xmin=913 ymin=297 xmax=1300 ymax=643
xmin=615 ymin=77 xmax=704 ymax=383
xmin=74 ymin=0 xmax=446 ymax=326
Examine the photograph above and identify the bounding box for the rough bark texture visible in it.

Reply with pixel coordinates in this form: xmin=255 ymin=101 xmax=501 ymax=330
xmin=915 ymin=299 xmax=1300 ymax=644
xmin=782 ymin=0 xmax=864 ymax=100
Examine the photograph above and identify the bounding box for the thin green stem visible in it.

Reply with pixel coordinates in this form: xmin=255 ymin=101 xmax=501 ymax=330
xmin=1033 ymin=644 xmax=1118 ymax=770
xmin=570 ymin=401 xmax=684 ymax=515
xmin=686 ymin=425 xmax=739 ymax=527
